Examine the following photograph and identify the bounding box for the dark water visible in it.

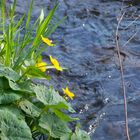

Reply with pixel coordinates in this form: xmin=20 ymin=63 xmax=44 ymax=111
xmin=7 ymin=0 xmax=140 ymax=139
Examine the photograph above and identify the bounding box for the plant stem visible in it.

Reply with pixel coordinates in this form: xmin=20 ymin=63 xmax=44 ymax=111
xmin=115 ymin=12 xmax=131 ymax=140
xmin=16 ymin=68 xmax=29 ymax=83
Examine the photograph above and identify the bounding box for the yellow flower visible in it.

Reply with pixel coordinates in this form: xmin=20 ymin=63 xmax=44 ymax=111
xmin=49 ymin=55 xmax=62 ymax=71
xmin=41 ymin=35 xmax=55 ymax=46
xmin=62 ymin=86 xmax=75 ymax=100
xmin=35 ymin=61 xmax=47 ymax=72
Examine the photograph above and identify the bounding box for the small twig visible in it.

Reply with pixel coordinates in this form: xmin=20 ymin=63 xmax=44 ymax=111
xmin=115 ymin=11 xmax=131 ymax=140
xmin=122 ymin=31 xmax=137 ymax=48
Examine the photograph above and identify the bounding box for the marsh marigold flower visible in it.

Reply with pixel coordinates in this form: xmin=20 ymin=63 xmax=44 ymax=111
xmin=35 ymin=61 xmax=47 ymax=72
xmin=41 ymin=35 xmax=55 ymax=46
xmin=49 ymin=55 xmax=62 ymax=71
xmin=62 ymin=86 xmax=75 ymax=100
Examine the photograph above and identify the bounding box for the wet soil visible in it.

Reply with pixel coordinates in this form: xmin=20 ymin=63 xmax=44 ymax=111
xmin=7 ymin=0 xmax=140 ymax=139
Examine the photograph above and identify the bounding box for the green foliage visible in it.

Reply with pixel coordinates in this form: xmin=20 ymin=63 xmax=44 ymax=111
xmin=39 ymin=113 xmax=71 ymax=138
xmin=33 ymin=84 xmax=75 ymax=112
xmin=0 ymin=89 xmax=21 ymax=104
xmin=61 ymin=126 xmax=91 ymax=140
xmin=0 ymin=64 xmax=90 ymax=140
xmin=0 ymin=109 xmax=32 ymax=140
xmin=71 ymin=126 xmax=91 ymax=140
xmin=0 ymin=0 xmax=91 ymax=140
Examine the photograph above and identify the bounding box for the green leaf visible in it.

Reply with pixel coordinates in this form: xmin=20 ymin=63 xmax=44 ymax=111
xmin=19 ymin=100 xmax=41 ymax=118
xmin=39 ymin=9 xmax=44 ymax=24
xmin=9 ymin=80 xmax=34 ymax=94
xmin=0 ymin=89 xmax=21 ymax=105
xmin=1 ymin=0 xmax=6 ymax=32
xmin=14 ymin=14 xmax=25 ymax=31
xmin=0 ymin=65 xmax=34 ymax=95
xmin=0 ymin=77 xmax=10 ymax=89
xmin=0 ymin=106 xmax=25 ymax=120
xmin=0 ymin=109 xmax=33 ymax=140
xmin=46 ymin=16 xmax=66 ymax=37
xmin=0 ymin=64 xmax=20 ymax=81
xmin=33 ymin=4 xmax=59 ymax=47
xmin=60 ymin=133 xmax=71 ymax=140
xmin=33 ymin=85 xmax=75 ymax=112
xmin=25 ymin=66 xmax=50 ymax=80
xmin=10 ymin=0 xmax=17 ymax=18
xmin=26 ymin=0 xmax=34 ymax=29
xmin=39 ymin=113 xmax=71 ymax=138
xmin=52 ymin=109 xmax=79 ymax=122
xmin=71 ymin=126 xmax=90 ymax=140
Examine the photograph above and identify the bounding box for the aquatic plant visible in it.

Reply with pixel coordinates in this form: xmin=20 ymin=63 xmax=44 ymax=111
xmin=0 ymin=0 xmax=90 ymax=139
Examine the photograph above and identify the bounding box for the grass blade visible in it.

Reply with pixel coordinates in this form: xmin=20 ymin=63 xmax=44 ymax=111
xmin=26 ymin=0 xmax=34 ymax=29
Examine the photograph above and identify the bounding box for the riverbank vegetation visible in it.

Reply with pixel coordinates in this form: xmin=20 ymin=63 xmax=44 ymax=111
xmin=0 ymin=0 xmax=90 ymax=139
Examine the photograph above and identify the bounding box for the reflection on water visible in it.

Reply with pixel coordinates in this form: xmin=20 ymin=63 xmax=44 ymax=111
xmin=7 ymin=0 xmax=140 ymax=139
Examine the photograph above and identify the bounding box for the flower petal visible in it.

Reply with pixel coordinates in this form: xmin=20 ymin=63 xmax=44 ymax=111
xmin=49 ymin=55 xmax=62 ymax=71
xmin=41 ymin=35 xmax=55 ymax=46
xmin=62 ymin=86 xmax=75 ymax=100
xmin=35 ymin=61 xmax=47 ymax=72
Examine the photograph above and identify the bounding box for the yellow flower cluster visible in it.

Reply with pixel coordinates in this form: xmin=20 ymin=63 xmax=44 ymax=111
xmin=36 ymin=35 xmax=62 ymax=72
xmin=36 ymin=36 xmax=75 ymax=100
